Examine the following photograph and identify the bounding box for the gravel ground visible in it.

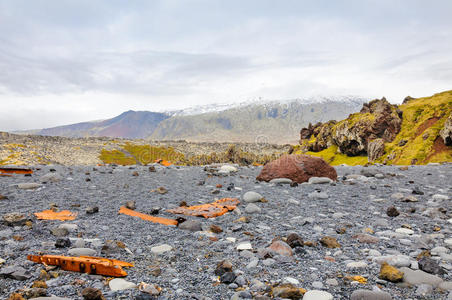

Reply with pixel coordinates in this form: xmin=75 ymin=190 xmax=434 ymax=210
xmin=0 ymin=163 xmax=451 ymax=299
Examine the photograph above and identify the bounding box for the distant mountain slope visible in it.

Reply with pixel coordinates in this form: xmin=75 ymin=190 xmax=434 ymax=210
xmin=19 ymin=97 xmax=367 ymax=143
xmin=151 ymin=97 xmax=366 ymax=143
xmin=37 ymin=110 xmax=170 ymax=138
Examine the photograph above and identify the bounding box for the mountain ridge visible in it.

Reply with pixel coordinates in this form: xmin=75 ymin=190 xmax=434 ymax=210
xmin=13 ymin=96 xmax=368 ymax=144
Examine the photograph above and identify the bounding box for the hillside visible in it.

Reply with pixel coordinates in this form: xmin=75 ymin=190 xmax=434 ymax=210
xmin=34 ymin=110 xmax=170 ymax=139
xmin=150 ymin=98 xmax=365 ymax=144
xmin=16 ymin=97 xmax=366 ymax=144
xmin=297 ymin=90 xmax=452 ymax=165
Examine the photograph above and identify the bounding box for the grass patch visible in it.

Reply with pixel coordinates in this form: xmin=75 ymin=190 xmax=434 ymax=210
xmin=377 ymin=90 xmax=452 ymax=164
xmin=296 ymin=145 xmax=368 ymax=166
xmin=99 ymin=143 xmax=185 ymax=165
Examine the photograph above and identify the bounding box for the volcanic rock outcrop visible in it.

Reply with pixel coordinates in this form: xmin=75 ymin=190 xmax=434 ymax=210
xmin=256 ymin=154 xmax=337 ymax=183
xmin=299 ymin=98 xmax=402 ymax=160
xmin=440 ymin=112 xmax=452 ymax=146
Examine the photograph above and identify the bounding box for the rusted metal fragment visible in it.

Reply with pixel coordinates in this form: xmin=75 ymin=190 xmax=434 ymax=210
xmin=154 ymin=159 xmax=172 ymax=166
xmin=34 ymin=210 xmax=77 ymax=221
xmin=167 ymin=198 xmax=240 ymax=218
xmin=118 ymin=206 xmax=178 ymax=226
xmin=0 ymin=167 xmax=33 ymax=175
xmin=27 ymin=255 xmax=133 ymax=277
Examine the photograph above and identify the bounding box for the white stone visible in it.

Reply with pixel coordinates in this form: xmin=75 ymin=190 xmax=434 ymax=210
xmin=282 ymin=277 xmax=299 ymax=285
xmin=432 ymin=194 xmax=448 ymax=201
xmin=303 ymin=290 xmax=333 ymax=300
xmin=219 ymin=165 xmax=237 ymax=173
xmin=243 ymin=191 xmax=263 ymax=203
xmin=368 ymin=249 xmax=381 ymax=257
xmin=431 ymin=246 xmax=449 ymax=256
xmin=308 ymin=177 xmax=333 ymax=184
xmin=395 ymin=228 xmax=414 ymax=235
xmin=17 ymin=183 xmax=41 ymax=189
xmin=0 ymin=258 xmax=5 ymax=264
xmin=269 ymin=178 xmax=292 ymax=184
xmin=237 ymin=242 xmax=252 ymax=251
xmin=245 ymin=203 xmax=261 ymax=214
xmin=373 ymin=255 xmax=411 ymax=267
xmin=346 ymin=261 xmax=368 ymax=269
xmin=109 ymin=278 xmax=136 ymax=291
xmin=151 ymin=244 xmax=172 ymax=254
xmin=68 ymin=248 xmax=96 ymax=256
xmin=308 ymin=191 xmax=328 ymax=199
xmin=445 ymin=238 xmax=452 ymax=247
xmin=226 ymin=237 xmax=236 ymax=243
xmin=58 ymin=223 xmax=78 ymax=232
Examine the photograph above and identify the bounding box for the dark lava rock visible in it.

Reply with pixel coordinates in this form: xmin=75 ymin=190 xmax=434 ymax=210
xmin=82 ymin=287 xmax=106 ymax=300
xmin=220 ymin=272 xmax=236 ymax=284
xmin=126 ymin=201 xmax=136 ymax=210
xmin=256 ymin=154 xmax=337 ymax=183
xmin=386 ymin=206 xmax=400 ymax=217
xmin=412 ymin=186 xmax=424 ymax=195
xmin=215 ymin=260 xmax=233 ymax=276
xmin=178 ymin=220 xmax=202 ymax=232
xmin=86 ymin=206 xmax=99 ymax=214
xmin=0 ymin=266 xmax=31 ymax=281
xmin=55 ymin=238 xmax=71 ymax=248
xmin=418 ymin=257 xmax=446 ymax=275
xmin=286 ymin=233 xmax=304 ymax=248
xmin=2 ymin=212 xmax=28 ymax=227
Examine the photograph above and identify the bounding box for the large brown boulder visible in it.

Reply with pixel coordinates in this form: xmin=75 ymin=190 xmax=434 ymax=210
xmin=256 ymin=154 xmax=337 ymax=183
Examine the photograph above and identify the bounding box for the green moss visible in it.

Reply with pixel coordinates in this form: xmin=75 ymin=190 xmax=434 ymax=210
xmin=99 ymin=149 xmax=136 ymax=165
xmin=377 ymin=90 xmax=452 ymax=164
xmin=296 ymin=145 xmax=368 ymax=166
xmin=99 ymin=143 xmax=186 ymax=165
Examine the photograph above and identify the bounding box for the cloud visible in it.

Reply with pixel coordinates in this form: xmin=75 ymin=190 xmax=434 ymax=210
xmin=0 ymin=0 xmax=451 ymax=130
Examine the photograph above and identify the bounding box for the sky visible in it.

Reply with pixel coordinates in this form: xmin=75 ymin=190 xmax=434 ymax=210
xmin=0 ymin=0 xmax=451 ymax=131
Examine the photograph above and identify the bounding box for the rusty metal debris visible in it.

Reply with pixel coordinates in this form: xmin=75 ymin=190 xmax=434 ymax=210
xmin=167 ymin=198 xmax=240 ymax=218
xmin=34 ymin=210 xmax=77 ymax=221
xmin=0 ymin=167 xmax=33 ymax=175
xmin=27 ymin=255 xmax=133 ymax=277
xmin=118 ymin=206 xmax=178 ymax=226
xmin=154 ymin=159 xmax=172 ymax=166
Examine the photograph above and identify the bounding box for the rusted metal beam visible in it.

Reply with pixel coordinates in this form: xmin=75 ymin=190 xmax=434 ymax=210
xmin=27 ymin=255 xmax=133 ymax=277
xmin=0 ymin=167 xmax=33 ymax=175
xmin=34 ymin=210 xmax=77 ymax=221
xmin=118 ymin=206 xmax=178 ymax=226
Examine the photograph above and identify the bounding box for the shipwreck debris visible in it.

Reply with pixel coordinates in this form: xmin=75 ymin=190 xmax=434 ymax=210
xmin=34 ymin=210 xmax=77 ymax=221
xmin=27 ymin=255 xmax=133 ymax=277
xmin=118 ymin=206 xmax=178 ymax=226
xmin=167 ymin=198 xmax=240 ymax=218
xmin=0 ymin=167 xmax=33 ymax=175
xmin=154 ymin=159 xmax=172 ymax=166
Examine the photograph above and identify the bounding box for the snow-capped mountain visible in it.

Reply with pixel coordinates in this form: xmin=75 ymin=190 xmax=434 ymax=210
xmin=21 ymin=96 xmax=368 ymax=143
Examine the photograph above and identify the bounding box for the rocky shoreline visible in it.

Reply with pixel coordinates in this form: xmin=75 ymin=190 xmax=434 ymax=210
xmin=0 ymin=132 xmax=290 ymax=166
xmin=0 ymin=163 xmax=451 ymax=299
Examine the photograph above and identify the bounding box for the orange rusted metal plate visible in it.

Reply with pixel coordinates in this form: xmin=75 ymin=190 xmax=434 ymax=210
xmin=118 ymin=206 xmax=178 ymax=226
xmin=34 ymin=210 xmax=77 ymax=221
xmin=27 ymin=254 xmax=133 ymax=277
xmin=167 ymin=198 xmax=240 ymax=218
xmin=0 ymin=167 xmax=33 ymax=175
xmin=154 ymin=159 xmax=172 ymax=166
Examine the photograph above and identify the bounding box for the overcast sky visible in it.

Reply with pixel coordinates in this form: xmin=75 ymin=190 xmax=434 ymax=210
xmin=1 ymin=0 xmax=451 ymax=131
